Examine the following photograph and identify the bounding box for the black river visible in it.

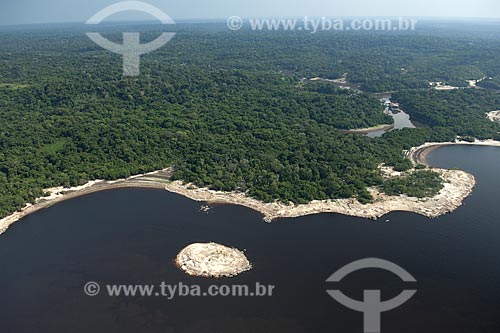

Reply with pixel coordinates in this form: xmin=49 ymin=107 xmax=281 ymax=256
xmin=0 ymin=145 xmax=499 ymax=333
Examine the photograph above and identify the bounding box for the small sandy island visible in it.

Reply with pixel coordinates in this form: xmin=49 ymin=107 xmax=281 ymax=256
xmin=487 ymin=111 xmax=500 ymax=123
xmin=176 ymin=243 xmax=252 ymax=278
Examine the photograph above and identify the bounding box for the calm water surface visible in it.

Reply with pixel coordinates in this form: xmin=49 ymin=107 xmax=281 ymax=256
xmin=368 ymin=94 xmax=418 ymax=138
xmin=0 ymin=145 xmax=499 ymax=333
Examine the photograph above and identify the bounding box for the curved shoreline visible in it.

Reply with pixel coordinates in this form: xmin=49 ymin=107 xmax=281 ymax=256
xmin=163 ymin=168 xmax=475 ymax=222
xmin=0 ymin=169 xmax=173 ymax=236
xmin=4 ymin=141 xmax=499 ymax=235
xmin=407 ymin=139 xmax=500 ymax=166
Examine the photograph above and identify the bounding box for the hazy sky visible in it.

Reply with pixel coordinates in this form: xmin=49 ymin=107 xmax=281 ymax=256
xmin=2 ymin=0 xmax=500 ymax=25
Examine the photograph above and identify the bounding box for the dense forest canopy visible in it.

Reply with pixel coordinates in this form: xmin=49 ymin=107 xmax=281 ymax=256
xmin=393 ymin=89 xmax=500 ymax=140
xmin=0 ymin=21 xmax=499 ymax=217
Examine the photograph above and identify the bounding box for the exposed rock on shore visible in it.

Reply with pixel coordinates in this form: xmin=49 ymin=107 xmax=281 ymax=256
xmin=487 ymin=111 xmax=500 ymax=123
xmin=164 ymin=168 xmax=475 ymax=222
xmin=3 ymin=139 xmax=500 ymax=237
xmin=176 ymin=243 xmax=252 ymax=278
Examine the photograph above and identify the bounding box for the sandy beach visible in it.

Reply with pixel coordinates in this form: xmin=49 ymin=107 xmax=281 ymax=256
xmin=342 ymin=124 xmax=395 ymax=134
xmin=407 ymin=139 xmax=500 ymax=166
xmin=3 ymin=139 xmax=499 ymax=235
xmin=0 ymin=168 xmax=173 ymax=236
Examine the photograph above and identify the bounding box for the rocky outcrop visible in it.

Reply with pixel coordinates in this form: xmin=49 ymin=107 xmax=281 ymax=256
xmin=176 ymin=243 xmax=252 ymax=278
xmin=487 ymin=111 xmax=500 ymax=123
xmin=163 ymin=167 xmax=476 ymax=222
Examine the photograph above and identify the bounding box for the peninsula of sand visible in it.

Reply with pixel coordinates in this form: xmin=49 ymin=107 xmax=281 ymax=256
xmin=2 ymin=139 xmax=500 ymax=236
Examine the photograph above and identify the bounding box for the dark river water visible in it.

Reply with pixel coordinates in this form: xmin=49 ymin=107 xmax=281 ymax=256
xmin=1 ymin=145 xmax=500 ymax=333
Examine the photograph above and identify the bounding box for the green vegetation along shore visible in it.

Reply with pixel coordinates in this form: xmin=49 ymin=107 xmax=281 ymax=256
xmin=1 ymin=22 xmax=500 ymax=218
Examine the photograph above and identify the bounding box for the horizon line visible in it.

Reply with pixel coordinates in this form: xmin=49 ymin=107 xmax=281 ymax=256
xmin=1 ymin=15 xmax=500 ymax=28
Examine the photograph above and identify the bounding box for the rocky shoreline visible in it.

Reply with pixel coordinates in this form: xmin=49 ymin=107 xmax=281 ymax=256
xmin=161 ymin=140 xmax=500 ymax=221
xmin=3 ymin=140 xmax=499 ymax=236
xmin=163 ymin=168 xmax=475 ymax=222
